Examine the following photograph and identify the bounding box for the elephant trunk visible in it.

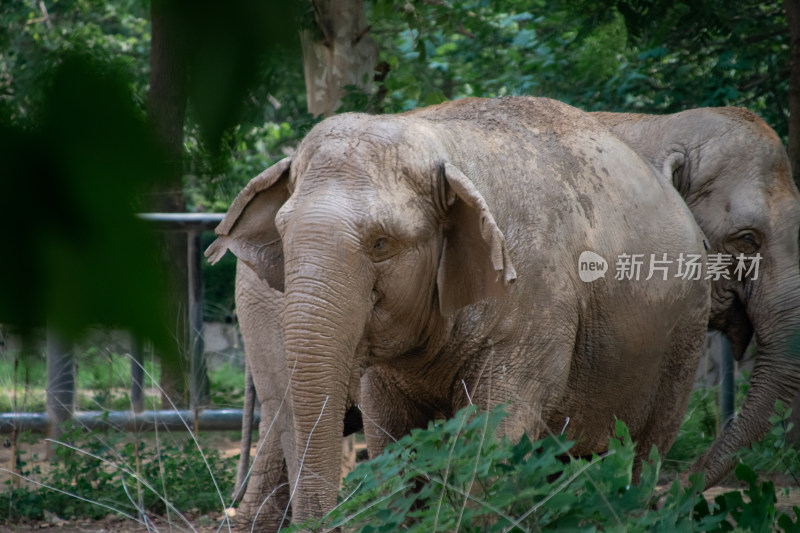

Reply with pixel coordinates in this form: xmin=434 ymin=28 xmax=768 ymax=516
xmin=693 ymin=268 xmax=800 ymax=486
xmin=282 ymin=241 xmax=372 ymax=523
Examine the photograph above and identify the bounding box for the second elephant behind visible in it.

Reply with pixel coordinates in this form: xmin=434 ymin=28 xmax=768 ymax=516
xmin=594 ymin=107 xmax=800 ymax=486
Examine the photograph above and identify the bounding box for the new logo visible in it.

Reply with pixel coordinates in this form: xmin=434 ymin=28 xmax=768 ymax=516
xmin=578 ymin=251 xmax=608 ymax=282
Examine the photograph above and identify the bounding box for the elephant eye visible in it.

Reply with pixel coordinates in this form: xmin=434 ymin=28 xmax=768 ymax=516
xmin=368 ymin=235 xmax=400 ymax=262
xmin=732 ymin=230 xmax=760 ymax=254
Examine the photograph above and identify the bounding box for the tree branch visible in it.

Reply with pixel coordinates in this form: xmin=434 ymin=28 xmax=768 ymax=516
xmin=38 ymin=1 xmax=52 ymax=30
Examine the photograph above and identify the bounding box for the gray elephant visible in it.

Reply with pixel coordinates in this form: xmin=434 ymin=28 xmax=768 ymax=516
xmin=207 ymin=96 xmax=710 ymax=525
xmin=593 ymin=108 xmax=800 ymax=487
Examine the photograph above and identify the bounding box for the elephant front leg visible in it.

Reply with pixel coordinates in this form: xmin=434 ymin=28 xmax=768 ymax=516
xmin=461 ymin=341 xmax=571 ymax=446
xmin=233 ymin=359 xmax=256 ymax=503
xmin=632 ymin=318 xmax=707 ymax=484
xmin=237 ymin=414 xmax=292 ymax=532
xmin=464 ymin=375 xmax=546 ymax=446
xmin=360 ymin=368 xmax=443 ymax=457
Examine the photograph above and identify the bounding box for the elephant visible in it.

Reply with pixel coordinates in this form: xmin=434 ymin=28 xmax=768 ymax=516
xmin=593 ymin=107 xmax=800 ymax=487
xmin=207 ymin=96 xmax=711 ymax=524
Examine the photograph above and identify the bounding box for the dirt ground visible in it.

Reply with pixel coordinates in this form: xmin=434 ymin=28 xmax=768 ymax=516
xmin=2 ymin=434 xmax=799 ymax=532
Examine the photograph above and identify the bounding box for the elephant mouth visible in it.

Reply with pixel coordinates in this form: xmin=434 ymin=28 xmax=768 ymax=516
xmin=343 ymin=405 xmax=363 ymax=436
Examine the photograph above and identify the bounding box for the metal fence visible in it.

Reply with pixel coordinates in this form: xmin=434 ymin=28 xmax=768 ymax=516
xmin=0 ymin=213 xmax=257 ymax=436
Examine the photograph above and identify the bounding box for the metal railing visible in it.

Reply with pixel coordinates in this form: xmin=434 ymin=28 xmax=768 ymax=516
xmin=0 ymin=213 xmax=256 ymax=436
xmin=0 ymin=409 xmax=259 ymax=434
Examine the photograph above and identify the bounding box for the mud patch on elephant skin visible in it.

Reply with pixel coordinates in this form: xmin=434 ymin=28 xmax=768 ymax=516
xmin=575 ymin=192 xmax=595 ymax=227
xmin=408 ymin=96 xmax=595 ymax=141
xmin=713 ymin=106 xmax=783 ymax=142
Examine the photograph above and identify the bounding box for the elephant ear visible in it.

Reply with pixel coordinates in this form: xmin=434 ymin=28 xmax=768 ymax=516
xmin=662 ymin=151 xmax=690 ymax=196
xmin=437 ymin=162 xmax=517 ymax=316
xmin=205 ymin=157 xmax=292 ymax=291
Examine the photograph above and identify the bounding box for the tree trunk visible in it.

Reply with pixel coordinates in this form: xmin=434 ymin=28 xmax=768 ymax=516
xmin=148 ymin=0 xmax=192 ymax=408
xmin=301 ymin=0 xmax=378 ymax=117
xmin=784 ymin=0 xmax=800 ymax=444
xmin=785 ymin=0 xmax=800 ymax=188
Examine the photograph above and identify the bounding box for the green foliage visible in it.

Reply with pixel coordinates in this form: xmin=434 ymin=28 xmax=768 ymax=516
xmin=739 ymin=400 xmax=800 ymax=480
xmin=0 ymin=347 xmax=245 ymax=412
xmin=0 ymin=0 xmax=308 ymax=350
xmin=187 ymin=121 xmax=301 ymax=215
xmin=694 ymin=463 xmax=800 ymax=532
xmin=1 ymin=427 xmax=235 ymax=522
xmin=0 ymin=352 xmax=48 ymax=409
xmin=286 ymin=405 xmax=797 ymax=532
xmin=2 ymin=393 xmax=797 ymax=528
xmin=363 ymin=1 xmax=603 ymax=111
xmin=355 ymin=0 xmax=789 ymax=138
xmin=0 ymin=0 xmax=152 ymax=124
xmin=664 ymin=387 xmax=718 ymax=472
xmin=208 ymin=360 xmax=246 ymax=407
xmin=574 ymin=0 xmax=789 ymax=132
xmin=0 ymin=52 xmax=175 ymax=356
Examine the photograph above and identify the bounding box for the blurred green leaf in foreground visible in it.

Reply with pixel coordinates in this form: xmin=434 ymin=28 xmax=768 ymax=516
xmin=0 ymin=53 xmax=174 ymax=356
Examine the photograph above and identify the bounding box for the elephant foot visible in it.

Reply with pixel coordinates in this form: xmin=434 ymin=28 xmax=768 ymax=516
xmin=237 ymin=491 xmax=291 ymax=533
xmin=235 ymin=457 xmax=292 ymax=532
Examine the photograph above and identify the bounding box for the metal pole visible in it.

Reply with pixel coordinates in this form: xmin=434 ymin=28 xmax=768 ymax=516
xmin=720 ymin=334 xmax=735 ymax=429
xmin=46 ymin=328 xmax=74 ymax=457
xmin=130 ymin=337 xmax=145 ymax=413
xmin=188 ymin=229 xmax=209 ymax=410
xmin=0 ymin=409 xmax=258 ymax=434
xmin=138 ymin=214 xmax=221 ymax=411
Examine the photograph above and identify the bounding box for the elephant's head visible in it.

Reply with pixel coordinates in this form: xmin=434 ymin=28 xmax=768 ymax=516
xmin=594 ymin=108 xmax=800 ymax=486
xmin=206 ymin=113 xmax=515 ymax=520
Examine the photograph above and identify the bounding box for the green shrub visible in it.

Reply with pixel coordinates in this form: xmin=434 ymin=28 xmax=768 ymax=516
xmin=0 ymin=353 xmax=48 ymax=412
xmin=664 ymin=386 xmax=718 ymax=472
xmin=738 ymin=400 xmax=800 ymax=481
xmin=292 ymin=404 xmax=799 ymax=533
xmin=667 ymin=382 xmax=800 ymax=485
xmin=1 ymin=426 xmax=236 ymax=523
xmin=208 ymin=360 xmax=246 ymax=407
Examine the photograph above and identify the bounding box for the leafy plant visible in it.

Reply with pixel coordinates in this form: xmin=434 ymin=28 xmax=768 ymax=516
xmin=694 ymin=463 xmax=800 ymax=533
xmin=289 ymin=404 xmax=798 ymax=532
xmin=739 ymin=400 xmax=800 ymax=483
xmin=1 ymin=426 xmax=236 ymax=523
xmin=208 ymin=360 xmax=246 ymax=407
xmin=664 ymin=386 xmax=718 ymax=472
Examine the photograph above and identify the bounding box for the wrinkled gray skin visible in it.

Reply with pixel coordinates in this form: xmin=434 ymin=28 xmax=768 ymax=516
xmin=208 ymin=97 xmax=710 ymax=524
xmin=231 ymin=262 xmax=294 ymax=530
xmin=233 ymin=262 xmax=361 ymax=530
xmin=594 ymin=108 xmax=800 ymax=487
